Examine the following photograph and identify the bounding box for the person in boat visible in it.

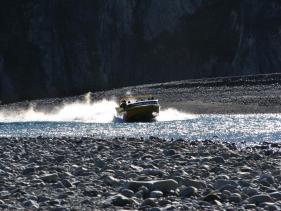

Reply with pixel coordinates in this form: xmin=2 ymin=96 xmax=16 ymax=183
xmin=120 ymin=100 xmax=127 ymax=110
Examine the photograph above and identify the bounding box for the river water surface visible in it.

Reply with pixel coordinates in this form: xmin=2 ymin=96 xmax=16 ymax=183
xmin=0 ymin=99 xmax=280 ymax=144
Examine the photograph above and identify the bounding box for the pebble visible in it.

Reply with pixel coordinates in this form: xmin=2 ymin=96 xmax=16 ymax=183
xmin=110 ymin=194 xmax=133 ymax=206
xmin=141 ymin=198 xmax=157 ymax=207
xmin=0 ymin=191 xmax=11 ymax=199
xmin=49 ymin=206 xmax=69 ymax=211
xmin=120 ymin=188 xmax=134 ymax=198
xmin=53 ymin=181 xmax=65 ymax=189
xmin=214 ymin=179 xmax=238 ymax=190
xmin=203 ymin=192 xmax=221 ymax=203
xmin=179 ymin=186 xmax=197 ymax=198
xmin=143 ymin=168 xmax=164 ymax=177
xmin=243 ymin=187 xmax=260 ymax=197
xmin=259 ymin=174 xmax=275 ymax=184
xmin=150 ymin=190 xmax=163 ymax=198
xmin=260 ymin=202 xmax=277 ymax=208
xmin=127 ymin=179 xmax=178 ymax=193
xmin=83 ymin=188 xmax=98 ymax=197
xmin=248 ymin=194 xmax=273 ymax=205
xmin=23 ymin=200 xmax=39 ymax=209
xmin=22 ymin=167 xmax=36 ymax=175
xmin=163 ymin=149 xmax=176 ymax=156
xmin=41 ymin=173 xmax=59 ymax=183
xmin=269 ymin=191 xmax=281 ymax=200
xmin=181 ymin=178 xmax=206 ymax=189
xmin=229 ymin=193 xmax=242 ymax=203
xmin=103 ymin=175 xmax=120 ymax=186
xmin=211 ymin=156 xmax=225 ymax=163
xmin=61 ymin=179 xmax=73 ymax=188
xmin=244 ymin=204 xmax=256 ymax=209
xmin=1 ymin=137 xmax=281 ymax=210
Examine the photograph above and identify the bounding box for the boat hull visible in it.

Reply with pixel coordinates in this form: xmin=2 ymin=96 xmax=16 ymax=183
xmin=123 ymin=104 xmax=159 ymax=122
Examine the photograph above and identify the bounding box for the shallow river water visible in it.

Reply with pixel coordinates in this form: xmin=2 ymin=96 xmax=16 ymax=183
xmin=0 ymin=98 xmax=280 ymax=144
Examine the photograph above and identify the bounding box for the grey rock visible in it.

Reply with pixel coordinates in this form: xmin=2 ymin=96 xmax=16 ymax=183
xmin=74 ymin=166 xmax=89 ymax=176
xmin=229 ymin=193 xmax=242 ymax=203
xmin=203 ymin=192 xmax=221 ymax=203
xmin=248 ymin=194 xmax=273 ymax=205
xmin=211 ymin=156 xmax=225 ymax=163
xmin=259 ymin=174 xmax=275 ymax=184
xmin=94 ymin=157 xmax=106 ymax=168
xmin=141 ymin=198 xmax=157 ymax=207
xmin=244 ymin=204 xmax=256 ymax=209
xmin=53 ymin=181 xmax=65 ymax=189
xmin=238 ymin=180 xmax=251 ymax=187
xmin=163 ymin=149 xmax=176 ymax=156
xmin=238 ymin=171 xmax=254 ymax=179
xmin=269 ymin=191 xmax=281 ymax=200
xmin=158 ymin=200 xmax=171 ymax=207
xmin=50 ymin=207 xmax=70 ymax=211
xmin=216 ymin=174 xmax=230 ymax=180
xmin=143 ymin=168 xmax=164 ymax=177
xmin=120 ymin=189 xmax=134 ymax=198
xmin=22 ymin=167 xmax=36 ymax=175
xmin=150 ymin=190 xmax=163 ymax=198
xmin=103 ymin=175 xmax=120 ymax=186
xmin=0 ymin=191 xmax=10 ymax=199
xmin=127 ymin=179 xmax=178 ymax=193
xmin=243 ymin=187 xmax=260 ymax=197
xmin=262 ymin=203 xmax=280 ymax=211
xmin=41 ymin=173 xmax=59 ymax=183
xmin=49 ymin=199 xmax=60 ymax=206
xmin=135 ymin=190 xmax=144 ymax=199
xmin=139 ymin=185 xmax=150 ymax=194
xmin=179 ymin=186 xmax=197 ymax=198
xmin=61 ymin=179 xmax=73 ymax=188
xmin=83 ymin=188 xmax=98 ymax=197
xmin=38 ymin=195 xmax=51 ymax=203
xmin=214 ymin=179 xmax=238 ymax=190
xmin=54 ymin=155 xmax=65 ymax=163
xmin=0 ymin=204 xmax=8 ymax=209
xmin=181 ymin=178 xmax=206 ymax=189
xmin=198 ymin=200 xmax=212 ymax=207
xmin=221 ymin=190 xmax=231 ymax=199
xmin=58 ymin=193 xmax=68 ymax=199
xmin=148 ymin=208 xmax=161 ymax=211
xmin=240 ymin=166 xmax=253 ymax=172
xmin=219 ymin=184 xmax=238 ymax=192
xmin=110 ymin=194 xmax=132 ymax=206
xmin=23 ymin=200 xmax=39 ymax=209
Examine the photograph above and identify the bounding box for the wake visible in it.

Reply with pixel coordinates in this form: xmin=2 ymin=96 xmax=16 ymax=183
xmin=0 ymin=93 xmax=195 ymax=123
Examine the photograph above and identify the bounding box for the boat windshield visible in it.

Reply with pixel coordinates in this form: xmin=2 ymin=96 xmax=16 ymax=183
xmin=126 ymin=100 xmax=159 ymax=108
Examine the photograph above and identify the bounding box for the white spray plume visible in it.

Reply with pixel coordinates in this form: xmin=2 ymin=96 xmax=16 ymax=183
xmin=0 ymin=95 xmax=118 ymax=123
xmin=0 ymin=93 xmax=195 ymax=123
xmin=126 ymin=90 xmax=131 ymax=96
xmin=156 ymin=108 xmax=195 ymax=121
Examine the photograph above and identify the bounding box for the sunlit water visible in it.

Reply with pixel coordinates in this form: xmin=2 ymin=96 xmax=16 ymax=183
xmin=0 ymin=95 xmax=281 ymax=144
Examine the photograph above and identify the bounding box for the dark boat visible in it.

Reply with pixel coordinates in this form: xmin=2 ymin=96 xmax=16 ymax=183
xmin=116 ymin=97 xmax=160 ymax=122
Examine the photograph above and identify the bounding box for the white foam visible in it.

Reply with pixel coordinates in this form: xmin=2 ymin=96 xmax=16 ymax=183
xmin=156 ymin=108 xmax=196 ymax=121
xmin=0 ymin=94 xmax=118 ymax=123
xmin=0 ymin=93 xmax=195 ymax=123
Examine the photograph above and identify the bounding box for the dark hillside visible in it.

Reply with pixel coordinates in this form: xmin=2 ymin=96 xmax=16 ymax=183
xmin=1 ymin=0 xmax=281 ymax=103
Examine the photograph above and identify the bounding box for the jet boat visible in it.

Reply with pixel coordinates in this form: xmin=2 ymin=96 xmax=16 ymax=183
xmin=116 ymin=96 xmax=160 ymax=122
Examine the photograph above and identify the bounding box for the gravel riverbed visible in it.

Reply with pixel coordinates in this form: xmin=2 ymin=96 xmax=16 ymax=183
xmin=1 ymin=137 xmax=281 ymax=210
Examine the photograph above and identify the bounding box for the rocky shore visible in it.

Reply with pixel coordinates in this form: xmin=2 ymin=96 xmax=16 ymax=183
xmin=2 ymin=73 xmax=281 ymax=114
xmin=1 ymin=136 xmax=281 ymax=210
